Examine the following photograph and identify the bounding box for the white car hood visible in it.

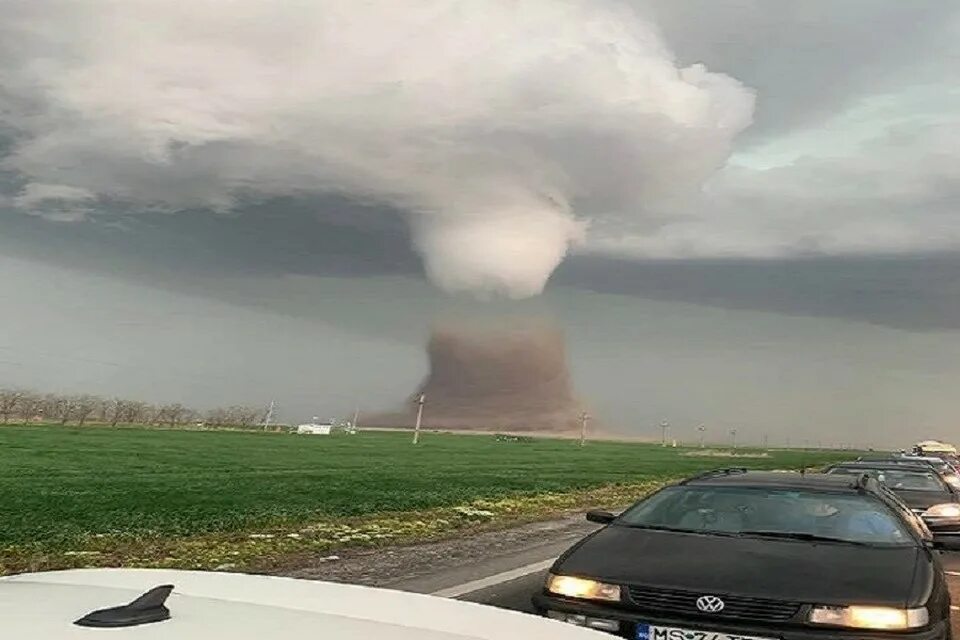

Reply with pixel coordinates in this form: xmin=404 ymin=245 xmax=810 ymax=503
xmin=0 ymin=568 xmax=604 ymax=639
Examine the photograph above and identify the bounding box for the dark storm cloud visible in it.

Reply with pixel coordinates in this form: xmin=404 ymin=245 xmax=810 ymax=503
xmin=0 ymin=195 xmax=422 ymax=280
xmin=555 ymin=254 xmax=960 ymax=332
xmin=7 ymin=200 xmax=960 ymax=334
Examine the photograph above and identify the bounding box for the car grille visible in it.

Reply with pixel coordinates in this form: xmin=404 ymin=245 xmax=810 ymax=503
xmin=626 ymin=585 xmax=801 ymax=622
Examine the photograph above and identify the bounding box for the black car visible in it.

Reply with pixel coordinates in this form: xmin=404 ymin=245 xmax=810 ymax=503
xmin=824 ymin=461 xmax=960 ymax=541
xmin=856 ymin=456 xmax=960 ymax=491
xmin=533 ymin=470 xmax=951 ymax=639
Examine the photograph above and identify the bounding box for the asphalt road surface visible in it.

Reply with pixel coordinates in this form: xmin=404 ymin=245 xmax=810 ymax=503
xmin=454 ymin=552 xmax=960 ymax=629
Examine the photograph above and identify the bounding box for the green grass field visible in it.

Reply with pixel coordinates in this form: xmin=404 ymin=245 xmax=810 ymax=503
xmin=0 ymin=425 xmax=857 ymax=550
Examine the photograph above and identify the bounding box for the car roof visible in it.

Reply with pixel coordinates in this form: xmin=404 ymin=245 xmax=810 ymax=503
xmin=682 ymin=470 xmax=872 ymax=492
xmin=856 ymin=457 xmax=947 ymax=467
xmin=829 ymin=461 xmax=936 ymax=472
xmin=0 ymin=569 xmax=607 ymax=640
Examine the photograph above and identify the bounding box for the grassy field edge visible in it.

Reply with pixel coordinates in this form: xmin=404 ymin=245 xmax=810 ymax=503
xmin=1 ymin=480 xmax=666 ymax=575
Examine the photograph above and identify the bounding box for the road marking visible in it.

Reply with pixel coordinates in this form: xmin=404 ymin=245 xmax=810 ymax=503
xmin=432 ymin=558 xmax=556 ymax=598
xmin=947 ymin=571 xmax=960 ymax=577
xmin=952 ymin=606 xmax=959 ymax=611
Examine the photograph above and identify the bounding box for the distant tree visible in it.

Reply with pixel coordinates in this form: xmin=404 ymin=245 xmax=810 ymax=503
xmin=205 ymin=407 xmax=229 ymax=428
xmin=156 ymin=403 xmax=190 ymax=427
xmin=0 ymin=389 xmax=24 ymax=424
xmin=229 ymin=405 xmax=261 ymax=428
xmin=202 ymin=406 xmax=260 ymax=428
xmin=180 ymin=407 xmax=200 ymax=426
xmin=90 ymin=397 xmax=111 ymax=424
xmin=125 ymin=401 xmax=152 ymax=425
xmin=72 ymin=394 xmax=100 ymax=427
xmin=16 ymin=392 xmax=40 ymax=425
xmin=44 ymin=394 xmax=74 ymax=425
xmin=105 ymin=398 xmax=128 ymax=427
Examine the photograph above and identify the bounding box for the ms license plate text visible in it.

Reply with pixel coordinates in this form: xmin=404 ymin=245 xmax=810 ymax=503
xmin=636 ymin=623 xmax=777 ymax=640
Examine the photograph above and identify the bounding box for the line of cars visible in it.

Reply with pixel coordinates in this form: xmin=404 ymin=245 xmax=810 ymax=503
xmin=535 ymin=446 xmax=960 ymax=639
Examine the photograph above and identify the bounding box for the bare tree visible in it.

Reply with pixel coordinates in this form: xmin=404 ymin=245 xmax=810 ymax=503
xmin=203 ymin=406 xmax=260 ymax=428
xmin=91 ymin=397 xmax=111 ymax=424
xmin=105 ymin=398 xmax=127 ymax=427
xmin=133 ymin=402 xmax=155 ymax=425
xmin=44 ymin=394 xmax=74 ymax=425
xmin=115 ymin=400 xmax=146 ymax=425
xmin=180 ymin=407 xmax=200 ymax=426
xmin=205 ymin=407 xmax=229 ymax=428
xmin=16 ymin=392 xmax=40 ymax=425
xmin=0 ymin=386 xmax=217 ymax=431
xmin=166 ymin=403 xmax=189 ymax=427
xmin=72 ymin=394 xmax=100 ymax=427
xmin=154 ymin=403 xmax=190 ymax=427
xmin=0 ymin=389 xmax=24 ymax=424
xmin=228 ymin=405 xmax=262 ymax=428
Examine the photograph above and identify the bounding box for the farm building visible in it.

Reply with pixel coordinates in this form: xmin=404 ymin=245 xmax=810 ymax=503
xmin=296 ymin=421 xmax=333 ymax=435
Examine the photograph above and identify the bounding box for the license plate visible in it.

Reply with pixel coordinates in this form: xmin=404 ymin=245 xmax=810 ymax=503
xmin=635 ymin=623 xmax=777 ymax=640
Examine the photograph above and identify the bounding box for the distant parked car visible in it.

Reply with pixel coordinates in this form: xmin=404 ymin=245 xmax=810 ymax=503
xmin=867 ymin=455 xmax=960 ymax=489
xmin=913 ymin=441 xmax=958 ymax=457
xmin=825 ymin=461 xmax=960 ymax=543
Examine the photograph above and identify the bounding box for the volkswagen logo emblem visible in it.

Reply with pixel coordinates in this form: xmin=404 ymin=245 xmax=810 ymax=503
xmin=695 ymin=595 xmax=725 ymax=613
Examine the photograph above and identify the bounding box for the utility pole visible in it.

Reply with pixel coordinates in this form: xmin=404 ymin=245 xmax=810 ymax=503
xmin=660 ymin=421 xmax=669 ymax=447
xmin=730 ymin=428 xmax=738 ymax=450
xmin=262 ymin=400 xmax=275 ymax=431
xmin=412 ymin=393 xmax=425 ymax=444
xmin=352 ymin=408 xmax=360 ymax=429
xmin=697 ymin=424 xmax=706 ymax=448
xmin=579 ymin=412 xmax=590 ymax=447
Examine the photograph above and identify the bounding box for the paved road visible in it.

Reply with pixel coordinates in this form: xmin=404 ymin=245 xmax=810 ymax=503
xmin=453 ymin=551 xmax=960 ymax=628
xmin=459 ymin=569 xmax=545 ymax=612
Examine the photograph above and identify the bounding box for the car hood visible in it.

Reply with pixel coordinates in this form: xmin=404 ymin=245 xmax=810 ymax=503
xmin=0 ymin=569 xmax=607 ymax=640
xmin=555 ymin=527 xmax=926 ymax=606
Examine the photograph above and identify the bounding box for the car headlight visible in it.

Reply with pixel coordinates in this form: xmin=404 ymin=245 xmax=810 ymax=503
xmin=924 ymin=503 xmax=960 ymax=518
xmin=809 ymin=606 xmax=929 ymax=630
xmin=545 ymin=574 xmax=621 ymax=602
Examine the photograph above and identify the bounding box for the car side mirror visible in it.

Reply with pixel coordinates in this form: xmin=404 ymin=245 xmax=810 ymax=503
xmin=586 ymin=510 xmax=616 ymax=524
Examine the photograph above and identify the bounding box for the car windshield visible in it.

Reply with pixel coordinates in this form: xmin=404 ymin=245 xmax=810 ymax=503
xmin=828 ymin=467 xmax=948 ymax=492
xmin=616 ymin=486 xmax=913 ymax=546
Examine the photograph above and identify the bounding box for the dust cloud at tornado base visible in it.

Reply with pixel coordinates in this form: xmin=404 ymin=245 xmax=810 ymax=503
xmin=367 ymin=322 xmax=586 ymax=433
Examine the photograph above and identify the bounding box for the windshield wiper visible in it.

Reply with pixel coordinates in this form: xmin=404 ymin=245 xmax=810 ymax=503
xmin=739 ymin=530 xmax=867 ymax=545
xmin=620 ymin=524 xmax=740 ymax=537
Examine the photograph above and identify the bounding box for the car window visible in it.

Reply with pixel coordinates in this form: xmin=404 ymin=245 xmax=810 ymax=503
xmin=827 ymin=467 xmax=948 ymax=492
xmin=617 ymin=486 xmax=913 ymax=546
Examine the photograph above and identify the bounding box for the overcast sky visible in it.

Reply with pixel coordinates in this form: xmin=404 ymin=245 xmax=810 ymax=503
xmin=1 ymin=0 xmax=959 ymax=447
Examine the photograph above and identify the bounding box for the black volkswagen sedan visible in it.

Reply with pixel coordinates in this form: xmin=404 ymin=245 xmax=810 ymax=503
xmin=533 ymin=470 xmax=951 ymax=640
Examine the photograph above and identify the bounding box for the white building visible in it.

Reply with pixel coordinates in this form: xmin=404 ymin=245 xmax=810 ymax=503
xmin=296 ymin=417 xmax=333 ymax=435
